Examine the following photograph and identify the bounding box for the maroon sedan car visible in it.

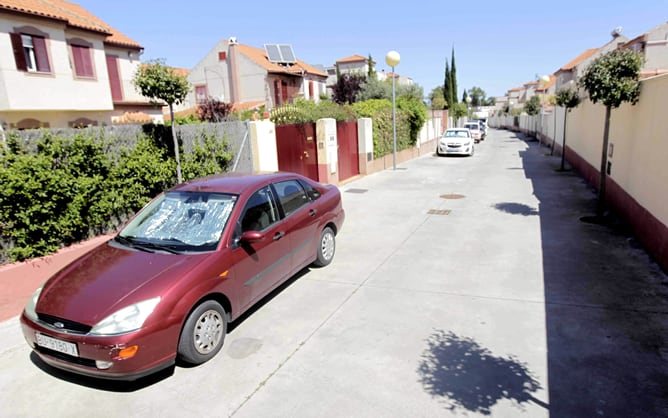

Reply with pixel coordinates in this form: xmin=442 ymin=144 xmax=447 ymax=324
xmin=20 ymin=172 xmax=344 ymax=380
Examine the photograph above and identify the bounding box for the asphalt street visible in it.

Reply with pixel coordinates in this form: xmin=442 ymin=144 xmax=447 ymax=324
xmin=0 ymin=128 xmax=666 ymax=417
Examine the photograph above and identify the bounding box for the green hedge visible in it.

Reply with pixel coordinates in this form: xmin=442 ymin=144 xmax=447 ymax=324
xmin=0 ymin=127 xmax=232 ymax=263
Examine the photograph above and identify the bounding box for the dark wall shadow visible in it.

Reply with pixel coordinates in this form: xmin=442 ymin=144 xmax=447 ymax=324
xmin=517 ymin=137 xmax=668 ymax=417
xmin=417 ymin=330 xmax=547 ymax=415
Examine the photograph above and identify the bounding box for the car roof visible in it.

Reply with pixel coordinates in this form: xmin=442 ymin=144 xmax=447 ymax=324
xmin=171 ymin=172 xmax=305 ymax=195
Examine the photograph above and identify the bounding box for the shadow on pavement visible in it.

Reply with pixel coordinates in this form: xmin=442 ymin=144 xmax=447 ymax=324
xmin=30 ymin=352 xmax=174 ymax=391
xmin=416 ymin=329 xmax=547 ymax=415
xmin=493 ymin=202 xmax=539 ymax=216
xmin=516 ymin=133 xmax=668 ymax=417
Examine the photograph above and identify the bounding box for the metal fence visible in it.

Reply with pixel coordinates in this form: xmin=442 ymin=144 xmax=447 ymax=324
xmin=3 ymin=121 xmax=253 ymax=172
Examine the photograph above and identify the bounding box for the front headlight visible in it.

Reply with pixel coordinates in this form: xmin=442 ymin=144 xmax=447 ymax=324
xmin=24 ymin=286 xmax=43 ymax=322
xmin=90 ymin=297 xmax=161 ymax=336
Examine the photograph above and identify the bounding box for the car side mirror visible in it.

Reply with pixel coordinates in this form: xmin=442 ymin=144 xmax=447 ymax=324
xmin=240 ymin=231 xmax=265 ymax=244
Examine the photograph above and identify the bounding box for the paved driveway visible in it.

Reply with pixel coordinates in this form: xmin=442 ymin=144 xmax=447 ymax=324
xmin=1 ymin=129 xmax=666 ymax=417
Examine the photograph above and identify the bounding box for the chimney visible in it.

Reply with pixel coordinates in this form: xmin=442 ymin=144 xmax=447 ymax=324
xmin=228 ymin=37 xmax=240 ymax=104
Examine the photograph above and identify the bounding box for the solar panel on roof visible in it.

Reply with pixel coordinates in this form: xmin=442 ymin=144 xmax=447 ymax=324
xmin=265 ymin=44 xmax=282 ymax=63
xmin=265 ymin=44 xmax=297 ymax=64
xmin=278 ymin=44 xmax=296 ymax=63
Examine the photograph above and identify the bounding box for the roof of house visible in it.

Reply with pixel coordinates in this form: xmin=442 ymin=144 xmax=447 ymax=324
xmin=508 ymin=86 xmax=523 ymax=92
xmin=231 ymin=41 xmax=327 ymax=78
xmin=558 ymin=48 xmax=598 ymax=72
xmin=336 ymin=54 xmax=367 ymax=64
xmin=0 ymin=0 xmax=142 ymax=48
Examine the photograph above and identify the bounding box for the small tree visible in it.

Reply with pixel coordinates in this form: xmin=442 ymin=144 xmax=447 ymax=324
xmin=197 ymin=98 xmax=233 ymax=122
xmin=134 ymin=59 xmax=190 ymax=183
xmin=523 ymin=96 xmax=541 ymax=116
xmin=579 ymin=48 xmax=642 ymax=217
xmin=332 ymin=73 xmax=365 ymax=104
xmin=554 ymin=87 xmax=581 ymax=170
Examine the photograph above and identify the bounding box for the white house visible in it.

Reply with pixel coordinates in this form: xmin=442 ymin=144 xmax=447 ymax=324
xmin=0 ymin=0 xmax=162 ymax=129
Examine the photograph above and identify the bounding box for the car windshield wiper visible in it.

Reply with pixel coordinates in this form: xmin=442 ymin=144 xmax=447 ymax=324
xmin=131 ymin=240 xmax=182 ymax=254
xmin=114 ymin=235 xmax=154 ymax=253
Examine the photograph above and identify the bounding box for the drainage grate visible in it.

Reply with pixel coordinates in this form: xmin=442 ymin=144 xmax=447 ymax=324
xmin=428 ymin=209 xmax=451 ymax=215
xmin=440 ymin=194 xmax=465 ymax=200
xmin=346 ymin=188 xmax=368 ymax=194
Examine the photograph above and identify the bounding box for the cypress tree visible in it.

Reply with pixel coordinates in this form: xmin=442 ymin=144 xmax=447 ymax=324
xmin=450 ymin=47 xmax=458 ymax=105
xmin=444 ymin=60 xmax=451 ymax=109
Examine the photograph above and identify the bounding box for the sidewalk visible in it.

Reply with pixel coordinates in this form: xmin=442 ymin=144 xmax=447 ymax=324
xmin=0 ymin=234 xmax=114 ymax=321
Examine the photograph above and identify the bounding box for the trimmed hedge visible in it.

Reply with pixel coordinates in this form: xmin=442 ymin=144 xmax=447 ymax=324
xmin=0 ymin=126 xmax=233 ymax=263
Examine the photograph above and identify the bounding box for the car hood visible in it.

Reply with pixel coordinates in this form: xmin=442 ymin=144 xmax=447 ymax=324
xmin=36 ymin=241 xmax=201 ymax=325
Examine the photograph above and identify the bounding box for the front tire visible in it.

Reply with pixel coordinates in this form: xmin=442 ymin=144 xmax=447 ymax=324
xmin=177 ymin=300 xmax=227 ymax=365
xmin=313 ymin=226 xmax=335 ymax=267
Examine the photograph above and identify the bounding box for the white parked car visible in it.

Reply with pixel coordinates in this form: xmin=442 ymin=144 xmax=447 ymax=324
xmin=436 ymin=128 xmax=474 ymax=157
xmin=464 ymin=122 xmax=482 ymax=143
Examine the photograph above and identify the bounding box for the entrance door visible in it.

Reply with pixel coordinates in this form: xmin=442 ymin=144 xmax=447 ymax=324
xmin=276 ymin=123 xmax=318 ymax=181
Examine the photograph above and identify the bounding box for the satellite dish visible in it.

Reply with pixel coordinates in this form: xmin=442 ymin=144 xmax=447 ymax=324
xmin=229 ymin=36 xmax=238 ymax=44
xmin=611 ymin=26 xmax=623 ymax=37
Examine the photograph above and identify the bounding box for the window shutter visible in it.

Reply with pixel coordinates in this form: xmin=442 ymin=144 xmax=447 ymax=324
xmin=106 ymin=55 xmax=122 ymax=101
xmin=72 ymin=45 xmax=94 ymax=77
xmin=32 ymin=36 xmax=51 ymax=72
xmin=10 ymin=33 xmax=27 ymax=71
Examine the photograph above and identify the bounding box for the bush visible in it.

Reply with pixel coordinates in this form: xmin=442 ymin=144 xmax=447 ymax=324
xmin=0 ymin=125 xmax=236 ymax=263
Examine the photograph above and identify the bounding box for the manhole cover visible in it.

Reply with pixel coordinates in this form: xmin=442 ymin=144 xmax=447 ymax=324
xmin=428 ymin=209 xmax=451 ymax=215
xmin=346 ymin=188 xmax=368 ymax=194
xmin=440 ymin=194 xmax=465 ymax=199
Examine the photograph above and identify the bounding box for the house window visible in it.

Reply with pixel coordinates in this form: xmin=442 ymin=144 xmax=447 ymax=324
xmin=195 ymin=85 xmax=208 ymax=103
xmin=70 ymin=44 xmax=95 ymax=78
xmin=10 ymin=32 xmax=51 ymax=73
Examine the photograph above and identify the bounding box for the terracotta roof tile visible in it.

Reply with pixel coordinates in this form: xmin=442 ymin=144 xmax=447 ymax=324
xmin=0 ymin=0 xmax=142 ymax=48
xmin=336 ymin=54 xmax=367 ymax=64
xmin=233 ymin=41 xmax=327 ymax=78
xmin=559 ymin=48 xmax=598 ymax=71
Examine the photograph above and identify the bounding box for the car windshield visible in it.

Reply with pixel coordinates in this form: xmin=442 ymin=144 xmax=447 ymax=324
xmin=445 ymin=130 xmax=469 ymax=138
xmin=465 ymin=124 xmax=478 ymax=130
xmin=118 ymin=191 xmax=237 ymax=253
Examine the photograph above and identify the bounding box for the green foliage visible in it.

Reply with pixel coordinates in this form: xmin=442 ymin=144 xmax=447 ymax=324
xmin=95 ymin=137 xmax=175 ymax=226
xmin=167 ymin=114 xmax=201 ymax=126
xmin=397 ymin=95 xmax=427 ymax=144
xmin=523 ymin=96 xmax=541 ymax=115
xmin=468 ymin=86 xmax=488 ymax=107
xmin=358 ymin=76 xmax=391 ymax=101
xmin=579 ymin=48 xmax=643 ymax=109
xmin=133 ymin=59 xmax=190 ymax=106
xmin=429 ymin=86 xmax=446 ymax=109
xmin=450 ymin=48 xmax=458 ymax=105
xmin=271 ymin=99 xmax=356 ymax=124
xmin=181 ymin=129 xmax=233 ymax=180
xmin=449 ymin=102 xmax=468 ymax=120
xmin=555 ymin=87 xmax=581 ymax=110
xmin=444 ymin=60 xmax=452 ymax=109
xmin=0 ymin=126 xmax=236 ymax=263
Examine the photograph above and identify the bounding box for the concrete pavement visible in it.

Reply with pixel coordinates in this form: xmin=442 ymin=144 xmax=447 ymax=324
xmin=0 ymin=128 xmax=666 ymax=417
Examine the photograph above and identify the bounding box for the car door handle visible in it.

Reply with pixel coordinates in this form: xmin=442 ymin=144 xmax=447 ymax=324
xmin=309 ymin=209 xmax=317 ymax=217
xmin=273 ymin=231 xmax=285 ymax=241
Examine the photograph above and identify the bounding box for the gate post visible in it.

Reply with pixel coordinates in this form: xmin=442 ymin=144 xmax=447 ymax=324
xmin=316 ymin=118 xmax=338 ymax=185
xmin=249 ymin=120 xmax=278 ymax=172
xmin=357 ymin=118 xmax=373 ymax=175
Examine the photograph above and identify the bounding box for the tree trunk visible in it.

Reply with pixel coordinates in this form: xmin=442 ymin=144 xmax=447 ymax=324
xmin=560 ymin=110 xmax=568 ymax=171
xmin=170 ymin=104 xmax=182 ymax=183
xmin=597 ymin=105 xmax=612 ymax=218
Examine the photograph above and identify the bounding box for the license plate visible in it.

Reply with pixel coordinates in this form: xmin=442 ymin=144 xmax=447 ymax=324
xmin=36 ymin=333 xmax=79 ymax=357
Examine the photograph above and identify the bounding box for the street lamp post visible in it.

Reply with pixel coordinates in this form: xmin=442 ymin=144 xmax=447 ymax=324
xmin=539 ymin=74 xmax=550 ymax=143
xmin=385 ymin=50 xmax=400 ymax=170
